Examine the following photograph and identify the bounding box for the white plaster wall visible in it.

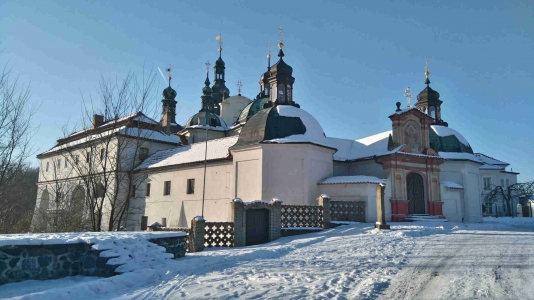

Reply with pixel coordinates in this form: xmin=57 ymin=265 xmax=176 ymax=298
xmin=440 ymin=160 xmax=483 ymax=222
xmin=261 ymin=144 xmax=334 ymax=205
xmin=348 ymin=160 xmax=385 ymax=179
xmin=232 ymin=146 xmax=262 ymax=202
xmin=317 ymin=183 xmax=379 ymax=223
xmin=440 ymin=185 xmax=462 ymax=222
xmin=333 ymin=161 xmax=349 ymax=176
xmin=138 ymin=161 xmax=234 ymax=229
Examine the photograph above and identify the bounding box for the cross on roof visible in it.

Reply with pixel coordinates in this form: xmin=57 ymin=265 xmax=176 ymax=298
xmin=237 ymin=79 xmax=242 ymax=95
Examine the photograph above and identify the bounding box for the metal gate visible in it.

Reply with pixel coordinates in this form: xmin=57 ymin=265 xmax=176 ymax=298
xmin=407 ymin=173 xmax=425 ymax=214
xmin=246 ymin=209 xmax=269 ymax=246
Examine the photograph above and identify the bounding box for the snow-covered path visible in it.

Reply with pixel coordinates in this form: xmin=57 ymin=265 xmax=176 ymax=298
xmin=1 ymin=218 xmax=533 ymax=300
xmin=381 ymin=221 xmax=534 ymax=300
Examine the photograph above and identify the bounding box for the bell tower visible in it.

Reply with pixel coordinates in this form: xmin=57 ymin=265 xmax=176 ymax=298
xmin=211 ymin=35 xmax=230 ymax=115
xmin=267 ymin=27 xmax=297 ymax=107
xmin=415 ymin=59 xmax=448 ymax=126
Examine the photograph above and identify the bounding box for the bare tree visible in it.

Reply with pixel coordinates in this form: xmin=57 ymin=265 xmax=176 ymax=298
xmin=58 ymin=71 xmax=162 ymax=231
xmin=484 ymin=181 xmax=534 ymax=217
xmin=0 ymin=62 xmax=38 ymax=233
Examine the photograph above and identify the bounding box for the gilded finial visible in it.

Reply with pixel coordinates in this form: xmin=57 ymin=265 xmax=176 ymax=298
xmin=404 ymin=87 xmax=412 ymax=107
xmin=166 ymin=64 xmax=172 ymax=87
xmin=278 ymin=27 xmax=284 ymax=49
xmin=267 ymin=41 xmax=271 ymax=58
xmin=216 ymin=34 xmax=222 ymax=56
xmin=237 ymin=79 xmax=242 ymax=96
xmin=425 ymin=58 xmax=430 ymax=78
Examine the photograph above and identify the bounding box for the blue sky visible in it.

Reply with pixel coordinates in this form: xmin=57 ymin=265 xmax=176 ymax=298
xmin=0 ymin=0 xmax=532 ymax=181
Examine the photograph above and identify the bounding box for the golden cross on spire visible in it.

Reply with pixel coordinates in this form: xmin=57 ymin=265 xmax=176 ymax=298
xmin=425 ymin=58 xmax=430 ymax=78
xmin=278 ymin=27 xmax=284 ymax=49
xmin=267 ymin=41 xmax=271 ymax=58
xmin=205 ymin=61 xmax=210 ymax=73
xmin=237 ymin=79 xmax=242 ymax=95
xmin=166 ymin=64 xmax=172 ymax=87
xmin=216 ymin=34 xmax=222 ymax=55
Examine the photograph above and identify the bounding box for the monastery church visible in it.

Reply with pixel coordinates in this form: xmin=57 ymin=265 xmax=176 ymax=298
xmin=34 ymin=34 xmax=518 ymax=231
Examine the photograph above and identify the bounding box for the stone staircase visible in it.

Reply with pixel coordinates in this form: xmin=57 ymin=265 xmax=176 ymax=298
xmin=405 ymin=214 xmax=448 ymax=222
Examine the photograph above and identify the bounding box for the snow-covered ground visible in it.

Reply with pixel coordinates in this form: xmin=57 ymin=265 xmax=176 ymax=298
xmin=1 ymin=218 xmax=533 ymax=299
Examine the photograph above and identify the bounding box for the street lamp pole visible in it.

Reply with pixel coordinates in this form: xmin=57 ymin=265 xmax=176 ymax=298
xmin=201 ymin=124 xmax=208 ymax=218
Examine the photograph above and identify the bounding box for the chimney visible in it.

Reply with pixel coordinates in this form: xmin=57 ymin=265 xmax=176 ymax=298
xmin=93 ymin=114 xmax=104 ymax=128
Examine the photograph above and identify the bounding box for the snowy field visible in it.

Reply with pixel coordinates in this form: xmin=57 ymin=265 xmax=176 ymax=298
xmin=1 ymin=217 xmax=533 ymax=300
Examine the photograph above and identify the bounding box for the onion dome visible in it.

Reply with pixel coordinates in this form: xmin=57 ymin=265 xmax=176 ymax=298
xmin=163 ymin=86 xmax=177 ymax=100
xmin=269 ymin=48 xmax=293 ymax=76
xmin=235 ymin=97 xmax=270 ymax=124
xmin=202 ymin=73 xmax=212 ymax=95
xmin=185 ymin=111 xmax=228 ymax=129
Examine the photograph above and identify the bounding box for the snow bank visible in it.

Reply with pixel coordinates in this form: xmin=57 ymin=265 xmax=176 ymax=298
xmin=0 ymin=232 xmax=186 ymax=274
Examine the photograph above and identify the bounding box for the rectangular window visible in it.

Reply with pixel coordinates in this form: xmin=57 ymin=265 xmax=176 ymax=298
xmin=501 ymin=179 xmax=505 ymax=188
xmin=46 ymin=162 xmax=49 ymax=172
xmin=161 ymin=218 xmax=167 ymax=227
xmin=75 ymin=155 xmax=79 ymax=165
xmin=139 ymin=147 xmax=149 ymax=162
xmin=65 ymin=158 xmax=68 ymax=168
xmin=57 ymin=159 xmax=61 ymax=169
xmin=131 ymin=184 xmax=136 ymax=197
xmin=145 ymin=183 xmax=151 ymax=197
xmin=506 ymin=179 xmax=510 ymax=189
xmin=163 ymin=181 xmax=171 ymax=196
xmin=100 ymin=148 xmax=106 ymax=160
xmin=187 ymin=179 xmax=195 ymax=194
xmin=483 ymin=177 xmax=492 ymax=190
xmin=86 ymin=152 xmax=91 ymax=163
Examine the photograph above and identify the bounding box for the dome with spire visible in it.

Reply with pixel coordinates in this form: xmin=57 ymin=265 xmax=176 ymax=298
xmin=269 ymin=49 xmax=293 ymax=76
xmin=235 ymin=97 xmax=270 ymax=125
xmin=163 ymin=86 xmax=177 ymax=100
xmin=185 ymin=111 xmax=228 ymax=129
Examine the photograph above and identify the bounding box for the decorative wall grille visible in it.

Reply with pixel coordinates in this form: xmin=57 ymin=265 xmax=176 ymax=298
xmin=204 ymin=222 xmax=234 ymax=248
xmin=281 ymin=205 xmax=323 ymax=228
xmin=158 ymin=227 xmax=191 ymax=252
xmin=330 ymin=201 xmax=366 ymax=222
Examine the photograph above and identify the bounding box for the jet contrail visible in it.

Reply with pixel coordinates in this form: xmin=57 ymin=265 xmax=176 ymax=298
xmin=157 ymin=67 xmax=168 ymax=85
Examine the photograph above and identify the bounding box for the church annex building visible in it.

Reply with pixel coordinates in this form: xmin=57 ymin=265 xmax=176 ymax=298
xmin=34 ymin=35 xmax=518 ymax=231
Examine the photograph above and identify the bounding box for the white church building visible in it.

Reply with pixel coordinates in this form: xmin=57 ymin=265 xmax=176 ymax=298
xmin=35 ymin=36 xmax=518 ymax=231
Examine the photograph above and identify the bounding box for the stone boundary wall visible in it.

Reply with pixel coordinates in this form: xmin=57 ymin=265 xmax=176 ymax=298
xmin=0 ymin=235 xmax=187 ymax=286
xmin=0 ymin=243 xmax=119 ymax=285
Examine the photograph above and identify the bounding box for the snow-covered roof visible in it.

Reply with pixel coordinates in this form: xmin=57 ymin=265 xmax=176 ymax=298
xmin=441 ymin=181 xmax=464 ymax=189
xmin=480 ymin=164 xmax=504 ymax=170
xmin=391 ymin=107 xmax=422 ymax=116
xmin=136 ymin=136 xmax=238 ymax=170
xmin=431 ymin=125 xmax=470 ymax=147
xmin=326 ymin=131 xmax=392 ymax=161
xmin=438 ymin=152 xmax=509 ymax=168
xmin=41 ymin=126 xmax=180 ymax=155
xmin=264 ymin=106 xmax=332 ymax=148
xmin=474 ymin=153 xmax=508 ymax=165
xmin=319 ymin=175 xmax=386 ymax=185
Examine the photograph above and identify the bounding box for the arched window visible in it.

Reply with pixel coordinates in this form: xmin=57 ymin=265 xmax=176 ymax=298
xmin=428 ymin=106 xmax=436 ymax=118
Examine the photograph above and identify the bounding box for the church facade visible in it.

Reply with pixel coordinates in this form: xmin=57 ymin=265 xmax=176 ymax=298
xmin=34 ymin=34 xmax=519 ymax=231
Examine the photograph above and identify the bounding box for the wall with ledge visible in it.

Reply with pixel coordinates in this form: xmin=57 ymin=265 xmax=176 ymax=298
xmin=0 ymin=234 xmax=187 ymax=285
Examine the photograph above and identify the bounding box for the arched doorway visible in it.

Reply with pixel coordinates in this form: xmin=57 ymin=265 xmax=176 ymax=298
xmin=40 ymin=190 xmax=50 ymax=210
xmin=407 ymin=173 xmax=425 ymax=214
xmin=71 ymin=185 xmax=85 ymax=219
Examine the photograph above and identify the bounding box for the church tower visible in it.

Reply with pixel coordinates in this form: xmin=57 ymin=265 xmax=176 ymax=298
xmin=267 ymin=28 xmax=297 ymax=107
xmin=257 ymin=42 xmax=271 ymax=99
xmin=415 ymin=59 xmax=448 ymax=126
xmin=211 ymin=35 xmax=230 ymax=115
xmin=201 ymin=62 xmax=214 ymax=112
xmin=161 ymin=66 xmax=179 ymax=133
